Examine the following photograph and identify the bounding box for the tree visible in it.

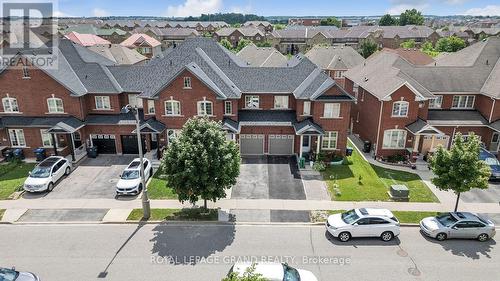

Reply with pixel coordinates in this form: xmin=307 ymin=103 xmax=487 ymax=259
xmin=429 ymin=133 xmax=490 ymax=212
xmin=421 ymin=41 xmax=439 ymax=57
xmin=358 ymin=39 xmax=378 ymax=58
xmin=255 ymin=41 xmax=272 ymax=47
xmin=400 ymin=39 xmax=416 ymax=48
xmin=399 ymin=9 xmax=424 ymax=26
xmin=436 ymin=36 xmax=466 ymax=52
xmin=222 ymin=264 xmax=267 ymax=281
xmin=161 ymin=118 xmax=240 ymax=209
xmin=379 ymin=14 xmax=398 ymax=26
xmin=320 ymin=17 xmax=341 ymax=28
xmin=220 ymin=39 xmax=234 ymax=51
xmin=234 ymin=38 xmax=252 ymax=52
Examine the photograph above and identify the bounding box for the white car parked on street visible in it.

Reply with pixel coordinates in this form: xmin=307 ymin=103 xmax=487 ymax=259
xmin=228 ymin=262 xmax=318 ymax=281
xmin=326 ymin=208 xmax=400 ymax=242
xmin=116 ymin=158 xmax=153 ymax=196
xmin=23 ymin=156 xmax=72 ymax=192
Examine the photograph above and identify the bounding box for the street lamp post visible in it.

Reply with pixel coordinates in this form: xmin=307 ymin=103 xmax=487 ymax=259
xmin=123 ymin=104 xmax=150 ymax=219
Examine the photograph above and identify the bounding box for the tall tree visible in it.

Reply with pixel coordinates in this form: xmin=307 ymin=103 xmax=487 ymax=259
xmin=429 ymin=133 xmax=490 ymax=212
xmin=379 ymin=14 xmax=398 ymax=26
xmin=161 ymin=118 xmax=240 ymax=209
xmin=235 ymin=38 xmax=252 ymax=52
xmin=320 ymin=17 xmax=342 ymax=28
xmin=400 ymin=39 xmax=416 ymax=48
xmin=220 ymin=39 xmax=234 ymax=51
xmin=358 ymin=39 xmax=378 ymax=58
xmin=399 ymin=9 xmax=425 ymax=26
xmin=436 ymin=36 xmax=466 ymax=52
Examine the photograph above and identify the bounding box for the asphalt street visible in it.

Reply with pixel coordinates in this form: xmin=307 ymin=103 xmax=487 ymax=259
xmin=0 ymin=224 xmax=498 ymax=281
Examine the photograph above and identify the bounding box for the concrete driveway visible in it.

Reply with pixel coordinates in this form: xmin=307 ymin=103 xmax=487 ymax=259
xmin=461 ymin=181 xmax=500 ymax=203
xmin=231 ymin=155 xmax=305 ymax=200
xmin=41 ymin=155 xmax=137 ymax=199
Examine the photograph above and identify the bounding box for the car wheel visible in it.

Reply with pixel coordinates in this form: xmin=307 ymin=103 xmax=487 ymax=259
xmin=381 ymin=231 xmax=394 ymax=242
xmin=477 ymin=233 xmax=489 ymax=242
xmin=338 ymin=232 xmax=351 ymax=242
xmin=138 ymin=184 xmax=143 ymax=193
xmin=47 ymin=182 xmax=54 ymax=192
xmin=436 ymin=232 xmax=447 ymax=241
xmin=65 ymin=167 xmax=71 ymax=176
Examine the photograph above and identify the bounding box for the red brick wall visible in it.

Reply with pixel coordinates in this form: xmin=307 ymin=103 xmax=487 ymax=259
xmin=83 ymin=94 xmax=122 ymax=116
xmin=83 ymin=124 xmax=142 ymax=154
xmin=4 ymin=127 xmax=71 ymax=158
xmin=239 ymin=94 xmax=296 ymax=111
xmin=490 ymin=99 xmax=500 ymax=122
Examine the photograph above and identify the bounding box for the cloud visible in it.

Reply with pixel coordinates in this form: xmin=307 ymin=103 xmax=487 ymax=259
xmin=463 ymin=5 xmax=500 ymax=16
xmin=92 ymin=8 xmax=108 ymax=17
xmin=166 ymin=0 xmax=223 ymax=17
xmin=229 ymin=4 xmax=252 ymax=14
xmin=386 ymin=4 xmax=429 ymax=15
xmin=53 ymin=10 xmax=74 ymax=17
xmin=445 ymin=0 xmax=467 ymax=4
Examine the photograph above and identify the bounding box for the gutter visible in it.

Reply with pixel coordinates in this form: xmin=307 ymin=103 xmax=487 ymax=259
xmin=375 ymin=100 xmax=384 ymax=156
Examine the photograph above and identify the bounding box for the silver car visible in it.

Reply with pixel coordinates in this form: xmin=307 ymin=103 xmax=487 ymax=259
xmin=420 ymin=212 xmax=496 ymax=242
xmin=0 ymin=267 xmax=40 ymax=281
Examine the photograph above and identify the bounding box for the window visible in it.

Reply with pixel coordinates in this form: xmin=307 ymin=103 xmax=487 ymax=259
xmin=167 ymin=129 xmax=179 ymax=143
xmin=274 ymin=96 xmax=289 ymax=109
xmin=334 ymin=70 xmax=345 ymax=79
xmin=224 ymin=101 xmax=232 ymax=115
xmin=429 ymin=95 xmax=443 ymax=109
xmin=165 ymin=100 xmax=181 ymax=116
xmin=452 ymin=95 xmax=475 ymax=109
xmin=353 ymin=83 xmax=359 ymax=95
xmin=303 ymin=101 xmax=311 ymax=115
xmin=2 ymin=97 xmax=19 ymax=112
xmin=323 ymin=103 xmax=340 ymax=118
xmin=47 ymin=97 xmax=64 ymax=113
xmin=9 ymin=129 xmax=26 ymax=147
xmin=22 ymin=66 xmax=30 ymax=79
xmin=183 ymin=77 xmax=192 ymax=89
xmin=322 ymin=131 xmax=338 ymax=150
xmin=128 ymin=94 xmax=142 ymax=109
xmin=197 ymin=100 xmax=213 ymax=116
xmin=147 ymin=100 xmax=155 ymax=114
xmin=382 ymin=129 xmax=407 ymax=149
xmin=392 ymin=101 xmax=409 ymax=117
xmin=40 ymin=129 xmax=53 ymax=147
xmin=95 ymin=96 xmax=111 ymax=110
xmin=245 ymin=95 xmax=260 ymax=109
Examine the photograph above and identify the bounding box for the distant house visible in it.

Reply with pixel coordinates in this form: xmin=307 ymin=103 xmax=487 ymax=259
xmin=133 ymin=27 xmax=199 ymax=49
xmin=236 ymin=44 xmax=288 ymax=67
xmin=60 ymin=24 xmax=127 ymax=43
xmin=288 ymin=18 xmax=322 ymax=27
xmin=269 ymin=26 xmax=339 ymax=55
xmin=243 ymin=21 xmax=273 ymax=33
xmin=214 ymin=27 xmax=266 ymax=47
xmin=305 ymin=45 xmax=364 ymax=88
xmin=381 ymin=48 xmax=434 ymax=66
xmin=87 ymin=44 xmax=147 ymax=65
xmin=64 ymin=32 xmax=111 ymax=46
xmin=120 ymin=33 xmax=162 ymax=58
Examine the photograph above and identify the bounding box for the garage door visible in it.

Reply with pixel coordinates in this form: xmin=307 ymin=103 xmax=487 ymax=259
xmin=240 ymin=134 xmax=264 ymax=155
xmin=121 ymin=135 xmax=146 ymax=154
xmin=91 ymin=134 xmax=116 ymax=154
xmin=269 ymin=135 xmax=294 ymax=155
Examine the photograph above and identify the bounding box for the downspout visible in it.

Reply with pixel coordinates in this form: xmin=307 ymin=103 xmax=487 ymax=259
xmin=374 ymin=100 xmax=384 ymax=157
xmin=489 ymin=98 xmax=495 ymax=123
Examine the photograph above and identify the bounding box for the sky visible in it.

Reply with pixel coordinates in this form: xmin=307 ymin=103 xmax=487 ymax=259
xmin=52 ymin=0 xmax=500 ymax=17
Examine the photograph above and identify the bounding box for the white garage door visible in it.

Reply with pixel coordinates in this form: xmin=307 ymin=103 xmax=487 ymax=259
xmin=240 ymin=134 xmax=264 ymax=155
xmin=269 ymin=135 xmax=294 ymax=155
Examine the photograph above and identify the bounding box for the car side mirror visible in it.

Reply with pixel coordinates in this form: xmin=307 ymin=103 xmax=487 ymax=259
xmin=28 ymin=171 xmax=31 ymax=176
xmin=353 ymin=222 xmax=358 ymax=226
xmin=11 ymin=266 xmax=15 ymax=271
xmin=452 ymin=226 xmax=458 ymax=230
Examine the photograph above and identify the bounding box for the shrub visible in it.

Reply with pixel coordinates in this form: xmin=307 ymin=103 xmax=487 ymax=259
xmin=387 ymin=154 xmax=407 ymax=163
xmin=313 ymin=161 xmax=326 ymax=171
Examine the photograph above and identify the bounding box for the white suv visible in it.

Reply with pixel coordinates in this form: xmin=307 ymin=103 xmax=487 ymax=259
xmin=116 ymin=158 xmax=152 ymax=195
xmin=23 ymin=156 xmax=72 ymax=192
xmin=228 ymin=262 xmax=318 ymax=281
xmin=326 ymin=208 xmax=400 ymax=242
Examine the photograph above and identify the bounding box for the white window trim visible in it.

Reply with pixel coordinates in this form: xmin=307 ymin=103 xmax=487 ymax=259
xmin=392 ymin=101 xmax=409 ymax=117
xmin=146 ymin=100 xmax=155 ymax=115
xmin=40 ymin=129 xmax=55 ymax=148
xmin=322 ymin=131 xmax=338 ymax=150
xmin=164 ymin=100 xmax=182 ymax=116
xmin=451 ymin=95 xmax=475 ymax=109
xmin=95 ymin=96 xmax=111 ymax=110
xmin=303 ymin=101 xmax=311 ymax=116
xmin=197 ymin=100 xmax=214 ymax=116
xmin=322 ymin=103 xmax=340 ymax=118
xmin=429 ymin=95 xmax=443 ymax=109
xmin=273 ymin=96 xmax=289 ymax=109
xmin=167 ymin=129 xmax=180 ymax=144
xmin=2 ymin=97 xmax=19 ymax=113
xmin=245 ymin=95 xmax=260 ymax=109
xmin=9 ymin=129 xmax=26 ymax=148
xmin=382 ymin=129 xmax=407 ymax=149
xmin=183 ymin=77 xmax=192 ymax=89
xmin=47 ymin=97 xmax=64 ymax=113
xmin=224 ymin=101 xmax=232 ymax=115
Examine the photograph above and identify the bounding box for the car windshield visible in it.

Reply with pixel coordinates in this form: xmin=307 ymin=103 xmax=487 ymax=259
xmin=436 ymin=213 xmax=458 ymax=227
xmin=484 ymin=157 xmax=500 ymax=166
xmin=0 ymin=268 xmax=19 ymax=281
xmin=30 ymin=166 xmax=51 ymax=178
xmin=341 ymin=209 xmax=360 ymax=224
xmin=282 ymin=264 xmax=300 ymax=281
xmin=121 ymin=170 xmax=139 ymax=180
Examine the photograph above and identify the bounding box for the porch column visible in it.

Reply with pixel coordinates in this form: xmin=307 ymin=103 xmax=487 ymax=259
xmin=51 ymin=133 xmax=58 ymax=156
xmin=156 ymin=133 xmax=161 ymax=160
xmin=299 ymin=135 xmax=304 ymax=158
xmin=316 ymin=135 xmax=321 ymax=155
xmin=69 ymin=133 xmax=75 ymax=162
xmin=430 ymin=135 xmax=436 ymax=151
xmin=413 ymin=134 xmax=420 ymax=153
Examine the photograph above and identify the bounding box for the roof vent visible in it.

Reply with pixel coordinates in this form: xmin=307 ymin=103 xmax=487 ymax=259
xmin=364 ymin=77 xmax=368 ymax=82
xmin=85 ymin=74 xmax=88 ymax=79
xmin=169 ymin=60 xmax=172 ymax=66
xmin=486 ymin=59 xmax=489 ymax=65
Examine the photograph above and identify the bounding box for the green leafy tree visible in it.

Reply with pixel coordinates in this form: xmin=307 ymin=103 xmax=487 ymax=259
xmin=436 ymin=36 xmax=466 ymax=52
xmin=379 ymin=14 xmax=398 ymax=26
xmin=220 ymin=38 xmax=234 ymax=51
xmin=235 ymin=38 xmax=252 ymax=52
xmin=429 ymin=133 xmax=490 ymax=212
xmin=320 ymin=17 xmax=341 ymax=28
xmin=161 ymin=118 xmax=240 ymax=209
xmin=273 ymin=24 xmax=285 ymax=30
xmin=400 ymin=39 xmax=416 ymax=48
xmin=420 ymin=41 xmax=440 ymax=57
xmin=222 ymin=264 xmax=268 ymax=281
xmin=358 ymin=39 xmax=378 ymax=58
xmin=255 ymin=41 xmax=272 ymax=47
xmin=399 ymin=9 xmax=425 ymax=26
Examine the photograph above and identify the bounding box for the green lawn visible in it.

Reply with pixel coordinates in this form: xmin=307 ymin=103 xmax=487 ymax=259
xmin=127 ymin=208 xmax=218 ymax=221
xmin=0 ymin=162 xmax=36 ymax=200
xmin=147 ymin=172 xmax=177 ymax=200
xmin=316 ymin=210 xmax=441 ymax=224
xmin=322 ymin=141 xmax=438 ymax=202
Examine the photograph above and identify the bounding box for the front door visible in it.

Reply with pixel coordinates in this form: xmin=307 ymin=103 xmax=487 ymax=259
xmin=302 ymin=135 xmax=311 ymax=153
xmin=490 ymin=133 xmax=499 ymax=152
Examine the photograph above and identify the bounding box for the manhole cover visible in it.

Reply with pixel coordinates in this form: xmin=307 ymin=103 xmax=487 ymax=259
xmin=109 ymin=179 xmax=118 ymax=183
xmin=408 ymin=267 xmax=421 ymax=276
xmin=397 ymin=249 xmax=408 ymax=257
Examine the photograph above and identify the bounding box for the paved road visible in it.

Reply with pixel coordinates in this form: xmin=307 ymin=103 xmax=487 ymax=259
xmin=0 ymin=224 xmax=498 ymax=281
xmin=461 ymin=181 xmax=500 ymax=203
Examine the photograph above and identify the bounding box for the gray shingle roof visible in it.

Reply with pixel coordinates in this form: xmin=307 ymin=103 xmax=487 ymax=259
xmin=405 ymin=119 xmax=428 ymax=134
xmin=236 ymin=44 xmax=288 ymax=67
xmin=305 ymin=45 xmax=364 ymax=70
xmin=427 ymin=110 xmax=488 ymax=126
xmin=0 ymin=116 xmax=82 ymax=128
xmin=294 ymin=118 xmax=324 ymax=135
xmin=238 ymin=110 xmax=296 ymax=123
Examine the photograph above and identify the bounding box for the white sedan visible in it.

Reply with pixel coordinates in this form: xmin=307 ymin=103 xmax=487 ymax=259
xmin=326 ymin=208 xmax=400 ymax=242
xmin=116 ymin=158 xmax=153 ymax=195
xmin=228 ymin=262 xmax=318 ymax=281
